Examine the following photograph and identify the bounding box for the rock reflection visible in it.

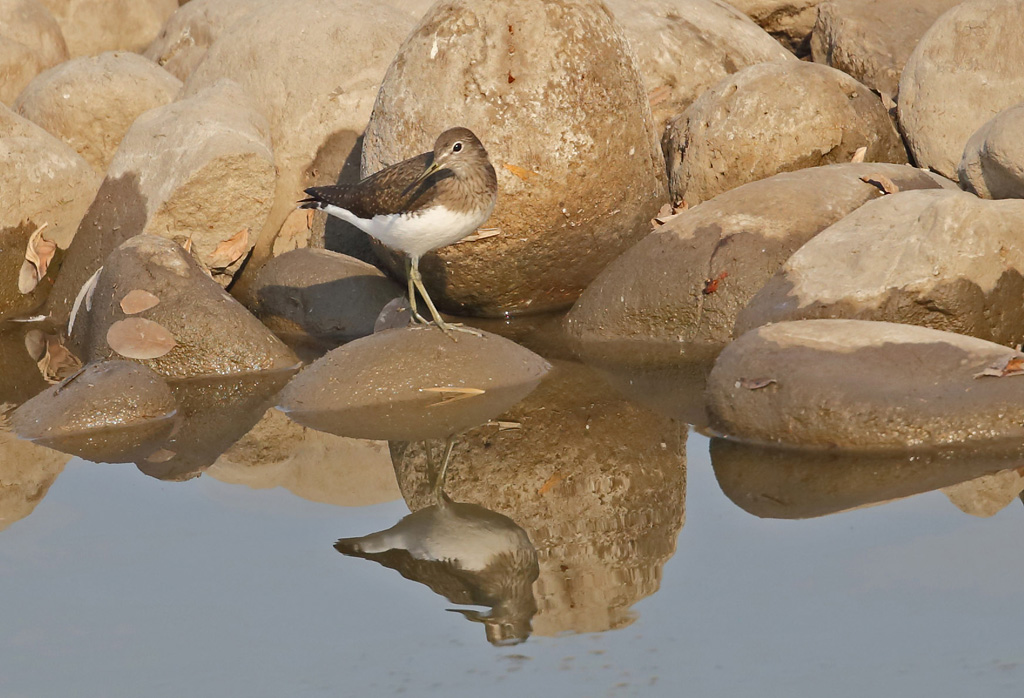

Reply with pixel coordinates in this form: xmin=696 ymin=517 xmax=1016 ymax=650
xmin=0 ymin=412 xmax=70 ymax=532
xmin=207 ymin=407 xmax=400 ymax=507
xmin=942 ymin=467 xmax=1024 ymax=517
xmin=392 ymin=361 xmax=687 ymax=636
xmin=335 ymin=494 xmax=539 ymax=646
xmin=712 ymin=437 xmax=1024 ymax=519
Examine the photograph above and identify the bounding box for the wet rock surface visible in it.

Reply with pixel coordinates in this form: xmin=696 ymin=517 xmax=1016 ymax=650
xmin=725 ymin=0 xmax=822 ymax=53
xmin=248 ymin=248 xmax=402 ymax=350
xmin=393 ymin=360 xmax=687 ymax=636
xmin=14 ymin=51 xmax=182 ymax=173
xmin=73 ymin=235 xmax=298 ymax=379
xmin=662 ymin=60 xmax=907 ymax=205
xmin=0 ymin=0 xmax=68 ymax=105
xmin=606 ymin=0 xmax=794 ymax=130
xmin=37 ymin=0 xmax=177 ymax=57
xmin=565 ymin=163 xmax=953 ymax=362
xmin=363 ymin=0 xmax=667 ymax=317
xmin=11 ymin=360 xmax=177 ymax=462
xmin=707 ymin=320 xmax=1024 ymax=449
xmin=280 ymin=326 xmax=551 ymax=441
xmin=958 ymin=101 xmax=1024 ymax=200
xmin=712 ymin=437 xmax=1024 ymax=519
xmin=737 ymin=190 xmax=1024 ymax=344
xmin=810 ymin=0 xmax=960 ymax=99
xmin=898 ymin=0 xmax=1024 ymax=180
xmin=181 ymin=0 xmax=415 ymax=279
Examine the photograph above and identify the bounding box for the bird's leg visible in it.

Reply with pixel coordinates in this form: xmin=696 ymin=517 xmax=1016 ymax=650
xmin=410 ymin=258 xmax=482 ymax=339
xmin=432 ymin=435 xmax=457 ymax=505
xmin=406 ymin=256 xmax=431 ymax=326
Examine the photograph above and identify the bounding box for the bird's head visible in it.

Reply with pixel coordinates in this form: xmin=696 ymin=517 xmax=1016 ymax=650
xmin=414 ymin=127 xmax=490 ymax=184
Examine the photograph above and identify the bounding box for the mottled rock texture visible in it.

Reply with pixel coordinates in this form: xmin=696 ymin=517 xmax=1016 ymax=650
xmin=0 ymin=0 xmax=68 ymax=105
xmin=958 ymin=101 xmax=1024 ymax=200
xmin=37 ymin=0 xmax=177 ymax=57
xmin=724 ymin=0 xmax=823 ymax=53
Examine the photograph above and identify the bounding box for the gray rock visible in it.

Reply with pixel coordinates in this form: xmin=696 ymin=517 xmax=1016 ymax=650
xmin=37 ymin=0 xmax=177 ymax=57
xmin=707 ymin=319 xmax=1024 ymax=448
xmin=606 ymin=0 xmax=795 ymax=130
xmin=0 ymin=0 xmax=68 ymax=105
xmin=72 ymin=235 xmax=298 ymax=379
xmin=723 ymin=0 xmax=823 ymax=53
xmin=15 ymin=51 xmax=182 ymax=173
xmin=810 ymin=0 xmax=960 ymax=99
xmin=11 ymin=359 xmax=177 ymax=462
xmin=736 ymin=190 xmax=1024 ymax=346
xmin=898 ymin=0 xmax=1024 ymax=180
xmin=249 ymin=248 xmax=402 ymax=349
xmin=565 ymin=163 xmax=953 ymax=363
xmin=362 ymin=0 xmax=667 ymax=317
xmin=278 ymin=326 xmax=551 ymax=441
xmin=958 ymin=101 xmax=1024 ymax=199
xmin=663 ymin=60 xmax=907 ymax=204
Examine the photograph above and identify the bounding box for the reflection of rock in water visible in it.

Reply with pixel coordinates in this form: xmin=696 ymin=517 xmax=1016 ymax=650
xmin=136 ymin=368 xmax=296 ymax=481
xmin=392 ymin=360 xmax=687 ymax=636
xmin=0 ymin=416 xmax=70 ymax=532
xmin=712 ymin=437 xmax=1024 ymax=519
xmin=942 ymin=467 xmax=1024 ymax=518
xmin=335 ymin=495 xmax=539 ymax=646
xmin=207 ymin=407 xmax=400 ymax=507
xmin=0 ymin=327 xmax=49 ymax=409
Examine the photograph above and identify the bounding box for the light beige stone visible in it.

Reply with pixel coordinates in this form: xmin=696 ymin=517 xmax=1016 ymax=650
xmin=724 ymin=0 xmax=823 ymax=53
xmin=0 ymin=0 xmax=68 ymax=105
xmin=0 ymin=423 xmax=69 ymax=532
xmin=38 ymin=0 xmax=178 ymax=56
xmin=959 ymin=101 xmax=1024 ymax=199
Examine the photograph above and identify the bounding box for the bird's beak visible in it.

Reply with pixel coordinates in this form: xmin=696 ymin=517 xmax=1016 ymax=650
xmin=413 ymin=158 xmax=444 ymax=185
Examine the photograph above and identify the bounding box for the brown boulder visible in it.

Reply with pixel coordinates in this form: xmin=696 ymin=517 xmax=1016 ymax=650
xmin=663 ymin=60 xmax=907 ymax=204
xmin=724 ymin=0 xmax=822 ymax=53
xmin=362 ymin=0 xmax=667 ymax=316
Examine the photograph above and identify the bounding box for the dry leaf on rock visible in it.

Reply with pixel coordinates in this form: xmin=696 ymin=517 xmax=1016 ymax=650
xmin=850 ymin=146 xmax=867 ymax=163
xmin=503 ymin=163 xmax=537 ymax=181
xmin=860 ymin=174 xmax=900 ymax=195
xmin=975 ymin=355 xmax=1024 ymax=378
xmin=146 ymin=448 xmax=176 ymax=463
xmin=107 ymin=318 xmax=177 ymax=360
xmin=18 ymin=223 xmax=57 ymax=295
xmin=738 ymin=377 xmax=778 ymax=390
xmin=33 ymin=333 xmax=83 ymax=384
xmin=120 ymin=289 xmax=160 ymax=315
xmin=421 ymin=386 xmax=486 ymax=406
xmin=208 ymin=228 xmax=250 ymax=269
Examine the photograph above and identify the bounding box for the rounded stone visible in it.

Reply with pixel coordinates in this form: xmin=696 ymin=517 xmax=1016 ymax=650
xmin=15 ymin=51 xmax=182 ymax=173
xmin=663 ymin=60 xmax=907 ymax=205
xmin=0 ymin=0 xmax=68 ymax=105
xmin=37 ymin=0 xmax=178 ymax=57
xmin=363 ymin=0 xmax=667 ymax=317
xmin=725 ymin=0 xmax=823 ymax=53
xmin=707 ymin=319 xmax=1024 ymax=448
xmin=958 ymin=101 xmax=1024 ymax=199
xmin=736 ymin=190 xmax=1024 ymax=345
xmin=898 ymin=0 xmax=1024 ymax=181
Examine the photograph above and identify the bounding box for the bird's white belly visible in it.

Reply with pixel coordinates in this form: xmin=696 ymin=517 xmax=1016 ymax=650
xmin=320 ymin=204 xmax=486 ymax=258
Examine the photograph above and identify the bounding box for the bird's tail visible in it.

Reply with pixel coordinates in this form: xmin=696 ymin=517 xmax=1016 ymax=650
xmin=298 ymin=187 xmax=327 ymax=210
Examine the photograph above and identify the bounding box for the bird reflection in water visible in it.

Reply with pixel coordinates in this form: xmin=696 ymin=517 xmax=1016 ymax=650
xmin=335 ymin=438 xmax=539 ymax=645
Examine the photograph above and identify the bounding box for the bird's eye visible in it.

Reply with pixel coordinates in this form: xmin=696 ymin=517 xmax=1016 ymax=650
xmin=452 ymin=142 xmax=463 ymax=153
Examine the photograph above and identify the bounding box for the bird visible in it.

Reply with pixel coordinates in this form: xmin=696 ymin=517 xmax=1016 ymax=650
xmin=299 ymin=127 xmax=498 ymax=336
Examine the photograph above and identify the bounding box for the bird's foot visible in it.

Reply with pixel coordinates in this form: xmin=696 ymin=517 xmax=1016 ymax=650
xmin=434 ymin=320 xmax=483 ymax=341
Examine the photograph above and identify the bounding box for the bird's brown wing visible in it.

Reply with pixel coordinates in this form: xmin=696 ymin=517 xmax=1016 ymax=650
xmin=300 ymin=151 xmax=441 ymax=218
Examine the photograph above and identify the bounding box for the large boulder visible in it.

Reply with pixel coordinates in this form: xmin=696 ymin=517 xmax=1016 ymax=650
xmin=724 ymin=0 xmax=823 ymax=53
xmin=71 ymin=235 xmax=298 ymax=379
xmin=606 ymin=0 xmax=795 ymax=129
xmin=362 ymin=0 xmax=667 ymax=317
xmin=15 ymin=51 xmax=182 ymax=173
xmin=958 ymin=101 xmax=1024 ymax=200
xmin=248 ymin=248 xmax=402 ymax=350
xmin=180 ymin=0 xmax=416 ymax=280
xmin=37 ymin=0 xmax=177 ymax=57
xmin=44 ymin=79 xmax=275 ymax=312
xmin=662 ymin=60 xmax=907 ymax=204
xmin=1 ymin=104 xmax=100 ymax=319
xmin=565 ymin=163 xmax=953 ymax=363
xmin=393 ymin=360 xmax=686 ymax=635
xmin=279 ymin=326 xmax=551 ymax=441
xmin=0 ymin=0 xmax=68 ymax=105
xmin=707 ymin=319 xmax=1024 ymax=448
xmin=898 ymin=0 xmax=1024 ymax=180
xmin=810 ymin=0 xmax=961 ymax=99
xmin=737 ymin=190 xmax=1024 ymax=345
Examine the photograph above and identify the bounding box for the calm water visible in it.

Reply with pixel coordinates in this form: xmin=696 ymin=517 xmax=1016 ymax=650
xmin=3 ymin=336 xmax=1024 ymax=697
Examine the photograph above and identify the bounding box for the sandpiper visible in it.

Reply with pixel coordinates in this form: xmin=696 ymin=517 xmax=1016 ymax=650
xmin=300 ymin=127 xmax=497 ymax=336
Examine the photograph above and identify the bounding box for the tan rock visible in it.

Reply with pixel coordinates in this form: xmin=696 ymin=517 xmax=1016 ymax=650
xmin=958 ymin=101 xmax=1024 ymax=200
xmin=38 ymin=0 xmax=178 ymax=56
xmin=606 ymin=0 xmax=795 ymax=129
xmin=15 ymin=51 xmax=182 ymax=173
xmin=208 ymin=407 xmax=400 ymax=507
xmin=810 ymin=0 xmax=961 ymax=99
xmin=737 ymin=190 xmax=1024 ymax=346
xmin=0 ymin=422 xmax=69 ymax=532
xmin=363 ymin=0 xmax=667 ymax=316
xmin=180 ymin=0 xmax=416 ymax=281
xmin=663 ymin=60 xmax=907 ymax=204
xmin=943 ymin=468 xmax=1024 ymax=518
xmin=898 ymin=0 xmax=1024 ymax=181
xmin=724 ymin=0 xmax=822 ymax=53
xmin=0 ymin=0 xmax=68 ymax=105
